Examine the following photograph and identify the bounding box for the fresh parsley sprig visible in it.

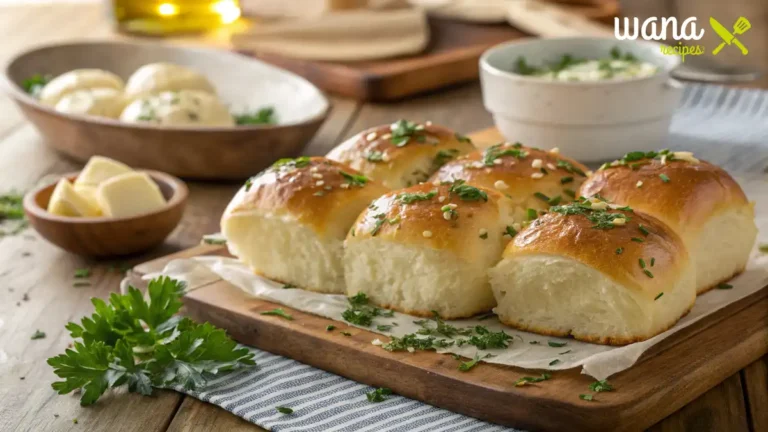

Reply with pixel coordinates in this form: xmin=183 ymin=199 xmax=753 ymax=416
xmin=233 ymin=106 xmax=277 ymax=125
xmin=341 ymin=293 xmax=394 ymax=327
xmin=22 ymin=74 xmax=51 ymax=97
xmin=47 ymin=277 xmax=255 ymax=406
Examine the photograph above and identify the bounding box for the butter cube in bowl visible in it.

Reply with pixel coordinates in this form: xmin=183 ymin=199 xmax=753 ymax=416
xmin=23 ymin=156 xmax=187 ymax=257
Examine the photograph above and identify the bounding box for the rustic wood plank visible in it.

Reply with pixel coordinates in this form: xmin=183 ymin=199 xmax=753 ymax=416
xmin=165 ymin=398 xmax=266 ymax=432
xmin=742 ymin=355 xmax=768 ymax=432
xmin=647 ymin=373 xmax=750 ymax=432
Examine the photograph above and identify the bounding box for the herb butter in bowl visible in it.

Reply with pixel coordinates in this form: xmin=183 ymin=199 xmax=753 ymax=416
xmin=480 ymin=38 xmax=682 ymax=161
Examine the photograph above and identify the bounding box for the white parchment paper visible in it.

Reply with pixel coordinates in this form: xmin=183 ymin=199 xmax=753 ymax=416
xmin=144 ymin=247 xmax=768 ymax=381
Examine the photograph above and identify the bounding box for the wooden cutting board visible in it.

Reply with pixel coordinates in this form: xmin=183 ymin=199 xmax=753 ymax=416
xmin=134 ymin=243 xmax=767 ymax=432
xmin=243 ymin=17 xmax=528 ymax=101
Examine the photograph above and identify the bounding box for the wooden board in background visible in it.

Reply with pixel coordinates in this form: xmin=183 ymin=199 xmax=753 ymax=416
xmin=133 ymin=244 xmax=768 ymax=432
xmin=246 ymin=17 xmax=528 ymax=101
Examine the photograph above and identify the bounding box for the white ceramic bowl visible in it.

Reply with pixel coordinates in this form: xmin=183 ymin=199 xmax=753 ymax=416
xmin=480 ymin=37 xmax=682 ymax=161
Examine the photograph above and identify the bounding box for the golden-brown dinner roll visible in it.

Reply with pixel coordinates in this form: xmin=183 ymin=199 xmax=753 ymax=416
xmin=431 ymin=142 xmax=589 ymax=222
xmin=489 ymin=197 xmax=696 ymax=345
xmin=344 ymin=180 xmax=516 ymax=319
xmin=580 ymin=150 xmax=757 ymax=294
xmin=326 ymin=120 xmax=476 ymax=189
xmin=221 ymin=157 xmax=389 ymax=294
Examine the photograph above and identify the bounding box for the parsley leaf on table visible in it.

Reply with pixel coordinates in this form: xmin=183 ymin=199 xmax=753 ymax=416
xmin=47 ymin=276 xmax=255 ymax=406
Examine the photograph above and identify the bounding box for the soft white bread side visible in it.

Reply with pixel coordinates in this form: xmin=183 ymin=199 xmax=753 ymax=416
xmin=221 ymin=157 xmax=389 ymax=294
xmin=430 ymin=142 xmax=590 ymax=222
xmin=326 ymin=120 xmax=475 ymax=189
xmin=580 ymin=151 xmax=757 ymax=293
xmin=489 ymin=198 xmax=696 ymax=345
xmin=344 ymin=181 xmax=516 ymax=318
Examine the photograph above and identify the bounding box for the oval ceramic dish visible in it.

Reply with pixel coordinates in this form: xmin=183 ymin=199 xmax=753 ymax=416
xmin=3 ymin=41 xmax=331 ymax=179
xmin=24 ymin=170 xmax=188 ymax=257
xmin=480 ymin=37 xmax=683 ymax=161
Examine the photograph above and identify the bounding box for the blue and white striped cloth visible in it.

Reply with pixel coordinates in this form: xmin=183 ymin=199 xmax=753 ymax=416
xmin=172 ymin=84 xmax=766 ymax=432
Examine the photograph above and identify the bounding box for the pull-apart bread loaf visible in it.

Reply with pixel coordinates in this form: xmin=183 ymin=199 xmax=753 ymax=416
xmin=431 ymin=142 xmax=590 ymax=222
xmin=580 ymin=150 xmax=757 ymax=294
xmin=326 ymin=120 xmax=476 ymax=189
xmin=221 ymin=157 xmax=389 ymax=294
xmin=344 ymin=180 xmax=516 ymax=319
xmin=489 ymin=196 xmax=696 ymax=345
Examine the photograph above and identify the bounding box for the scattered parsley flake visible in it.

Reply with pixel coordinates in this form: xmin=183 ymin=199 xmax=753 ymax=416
xmin=654 ymin=292 xmax=663 ymax=300
xmin=482 ymin=143 xmax=528 ymax=166
xmin=659 ymin=173 xmax=670 ymax=183
xmin=326 ymin=325 xmax=336 ymax=331
xmin=455 ymin=133 xmax=472 ymax=144
xmin=579 ymin=394 xmax=594 ymax=401
xmin=549 ymin=359 xmax=560 ymax=366
xmin=340 ymin=171 xmax=369 ymax=187
xmin=589 ymin=380 xmax=614 ymax=392
xmin=342 ymin=293 xmax=393 ymax=327
xmin=74 ymin=268 xmax=90 ymax=279
xmin=366 ymin=387 xmax=392 ymax=402
xmin=645 ymin=270 xmax=655 ymax=279
xmin=631 ymin=237 xmax=644 ymax=243
xmin=639 ymin=258 xmax=646 ymax=269
xmin=276 ymin=407 xmax=293 ymax=414
xmin=260 ymin=308 xmax=293 ymax=320
xmin=716 ymin=283 xmax=733 ymax=290
xmin=341 ymin=331 xmax=352 ymax=336
xmin=638 ymin=225 xmax=650 ymax=236
xmin=560 ymin=176 xmax=574 ymax=185
xmin=515 ymin=373 xmax=551 ymax=387
xmin=616 ymin=247 xmax=623 ymax=255
xmin=366 ymin=151 xmax=384 ymax=162
xmin=31 ymin=330 xmax=46 ymax=340
xmin=458 ymin=352 xmax=491 ymax=372
xmin=449 ymin=180 xmax=487 ymax=202
xmin=398 ymin=190 xmax=437 ymax=204
xmin=556 ymin=160 xmax=587 ymax=177
xmin=548 ymin=341 xmax=567 ymax=348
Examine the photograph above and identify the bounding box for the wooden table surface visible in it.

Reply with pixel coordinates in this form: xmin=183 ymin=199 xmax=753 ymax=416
xmin=0 ymin=3 xmax=766 ymax=432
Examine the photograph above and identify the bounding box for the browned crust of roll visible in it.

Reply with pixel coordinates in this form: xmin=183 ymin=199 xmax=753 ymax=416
xmin=579 ymin=159 xmax=750 ymax=232
xmin=508 ymin=207 xmax=689 ymax=298
xmin=347 ymin=182 xmax=509 ymax=253
xmin=326 ymin=122 xmax=476 ymax=185
xmin=224 ymin=156 xmax=389 ymax=236
xmin=430 ymin=144 xmax=589 ymax=197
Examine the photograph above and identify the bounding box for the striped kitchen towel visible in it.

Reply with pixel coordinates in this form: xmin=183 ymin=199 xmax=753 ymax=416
xmin=169 ymin=347 xmax=513 ymax=432
xmin=170 ymin=83 xmax=767 ymax=432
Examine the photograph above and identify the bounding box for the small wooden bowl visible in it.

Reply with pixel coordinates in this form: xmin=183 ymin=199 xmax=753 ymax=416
xmin=3 ymin=41 xmax=331 ymax=180
xmin=23 ymin=171 xmax=188 ymax=257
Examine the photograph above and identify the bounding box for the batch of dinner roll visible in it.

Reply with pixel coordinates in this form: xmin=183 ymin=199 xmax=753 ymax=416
xmin=221 ymin=119 xmax=758 ymax=346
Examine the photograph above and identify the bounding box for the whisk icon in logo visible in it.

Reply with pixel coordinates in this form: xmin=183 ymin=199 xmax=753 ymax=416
xmin=710 ymin=17 xmax=751 ymax=55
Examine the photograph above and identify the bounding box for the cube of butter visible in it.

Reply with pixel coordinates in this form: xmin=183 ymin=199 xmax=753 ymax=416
xmin=74 ymin=156 xmax=133 ymax=205
xmin=97 ymin=172 xmax=167 ymax=218
xmin=47 ymin=178 xmax=101 ymax=217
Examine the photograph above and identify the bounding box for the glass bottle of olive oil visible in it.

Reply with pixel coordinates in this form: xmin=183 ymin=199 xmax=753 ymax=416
xmin=109 ymin=0 xmax=241 ymax=35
